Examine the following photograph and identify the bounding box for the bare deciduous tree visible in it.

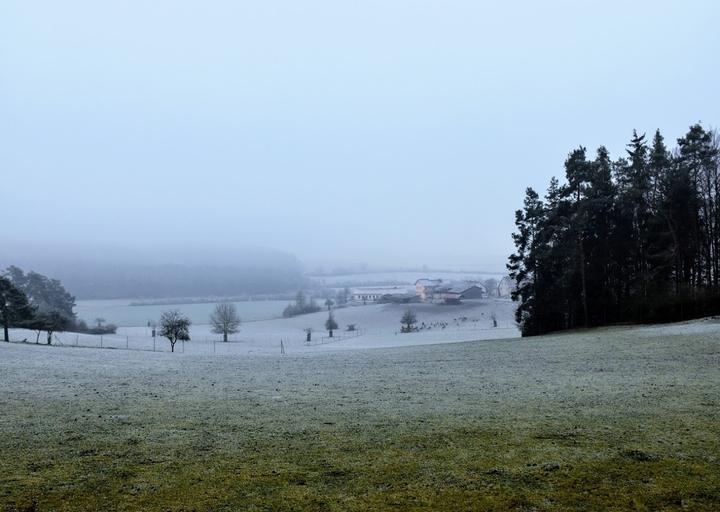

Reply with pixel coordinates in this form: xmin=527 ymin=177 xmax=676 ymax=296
xmin=483 ymin=278 xmax=499 ymax=298
xmin=335 ymin=287 xmax=350 ymax=305
xmin=210 ymin=302 xmax=241 ymax=342
xmin=160 ymin=310 xmax=191 ymax=352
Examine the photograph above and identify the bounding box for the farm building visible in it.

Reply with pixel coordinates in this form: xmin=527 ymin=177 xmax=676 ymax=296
xmin=434 ymin=284 xmax=486 ymax=303
xmin=352 ymin=287 xmax=413 ymax=303
xmin=455 ymin=284 xmax=485 ymax=299
xmin=416 ymin=279 xmax=487 ymax=303
xmin=497 ymin=276 xmax=516 ymax=298
xmin=415 ymin=279 xmax=443 ymax=301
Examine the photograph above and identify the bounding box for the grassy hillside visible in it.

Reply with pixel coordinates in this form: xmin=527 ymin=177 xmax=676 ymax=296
xmin=1 ymin=323 xmax=718 ymax=511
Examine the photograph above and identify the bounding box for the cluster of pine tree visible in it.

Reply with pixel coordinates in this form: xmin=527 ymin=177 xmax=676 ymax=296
xmin=509 ymin=124 xmax=720 ymax=336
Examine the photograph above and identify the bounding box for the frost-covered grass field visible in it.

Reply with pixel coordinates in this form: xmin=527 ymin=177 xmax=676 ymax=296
xmin=14 ymin=300 xmax=519 ymax=355
xmin=1 ymin=320 xmax=719 ymax=511
xmin=74 ymin=298 xmax=289 ymax=328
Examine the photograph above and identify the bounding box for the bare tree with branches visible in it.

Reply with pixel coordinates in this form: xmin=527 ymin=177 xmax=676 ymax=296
xmin=160 ymin=310 xmax=191 ymax=352
xmin=210 ymin=302 xmax=241 ymax=342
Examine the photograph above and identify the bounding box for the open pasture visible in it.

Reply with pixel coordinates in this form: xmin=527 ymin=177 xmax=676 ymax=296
xmin=1 ymin=321 xmax=718 ymax=511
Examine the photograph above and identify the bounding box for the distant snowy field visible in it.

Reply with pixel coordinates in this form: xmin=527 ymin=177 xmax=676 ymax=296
xmin=74 ymin=299 xmax=288 ymax=328
xmin=9 ymin=299 xmax=519 ymax=356
xmin=72 ymin=270 xmax=508 ymax=329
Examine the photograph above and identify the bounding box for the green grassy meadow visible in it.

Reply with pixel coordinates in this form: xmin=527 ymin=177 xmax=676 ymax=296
xmin=1 ymin=324 xmax=718 ymax=511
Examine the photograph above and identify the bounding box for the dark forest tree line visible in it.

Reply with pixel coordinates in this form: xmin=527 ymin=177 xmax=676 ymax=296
xmin=0 ymin=266 xmax=78 ymax=343
xmin=0 ymin=266 xmax=116 ymax=343
xmin=509 ymin=124 xmax=720 ymax=336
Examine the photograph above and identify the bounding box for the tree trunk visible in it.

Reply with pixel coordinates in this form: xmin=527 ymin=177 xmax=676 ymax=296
xmin=3 ymin=322 xmax=8 ymax=342
xmin=171 ymin=340 xmax=175 ymax=353
xmin=223 ymin=332 xmax=228 ymax=342
xmin=329 ymin=330 xmax=333 ymax=338
xmin=47 ymin=331 xmax=52 ymax=345
xmin=578 ymin=233 xmax=589 ymax=328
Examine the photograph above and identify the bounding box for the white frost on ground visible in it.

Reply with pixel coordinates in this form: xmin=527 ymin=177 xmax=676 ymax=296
xmin=9 ymin=299 xmax=518 ymax=355
xmin=12 ymin=301 xmax=720 ymax=359
xmin=632 ymin=316 xmax=720 ymax=337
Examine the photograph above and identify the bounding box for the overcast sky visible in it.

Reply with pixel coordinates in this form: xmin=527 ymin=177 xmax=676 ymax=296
xmin=2 ymin=1 xmax=719 ymax=272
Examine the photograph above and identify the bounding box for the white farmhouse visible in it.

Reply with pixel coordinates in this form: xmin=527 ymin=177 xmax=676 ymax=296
xmin=415 ymin=279 xmax=443 ymax=301
xmin=497 ymin=276 xmax=516 ymax=298
xmin=351 ymin=286 xmax=413 ymax=303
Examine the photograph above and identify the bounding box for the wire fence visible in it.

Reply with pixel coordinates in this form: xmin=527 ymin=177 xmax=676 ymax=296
xmin=7 ymin=329 xmax=366 ymax=355
xmin=7 ymin=330 xmax=258 ymax=355
xmin=5 ymin=320 xmax=518 ymax=356
xmin=35 ymin=331 xmax=183 ymax=353
xmin=306 ymin=328 xmax=367 ymax=346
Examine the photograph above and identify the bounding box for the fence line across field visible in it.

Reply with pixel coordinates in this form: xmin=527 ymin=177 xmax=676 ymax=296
xmin=308 ymin=328 xmax=367 ymax=346
xmin=7 ymin=322 xmax=517 ymax=355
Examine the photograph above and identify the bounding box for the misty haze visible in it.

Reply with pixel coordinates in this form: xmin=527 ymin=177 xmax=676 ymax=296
xmin=2 ymin=1 xmax=719 ymax=511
